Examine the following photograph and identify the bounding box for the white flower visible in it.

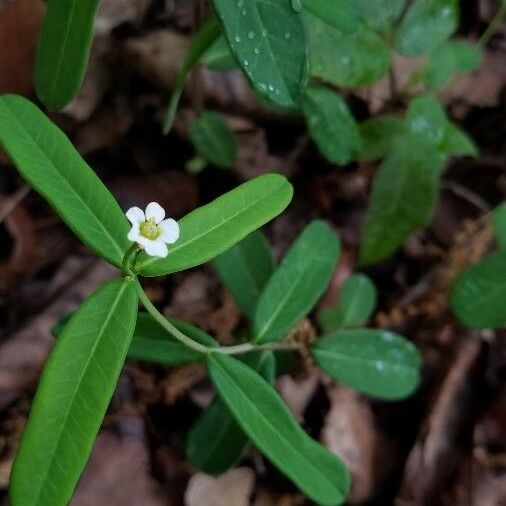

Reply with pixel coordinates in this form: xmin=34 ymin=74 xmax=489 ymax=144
xmin=126 ymin=202 xmax=180 ymax=258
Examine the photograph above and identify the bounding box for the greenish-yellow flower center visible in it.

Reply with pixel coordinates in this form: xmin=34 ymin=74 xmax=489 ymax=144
xmin=139 ymin=219 xmax=161 ymax=240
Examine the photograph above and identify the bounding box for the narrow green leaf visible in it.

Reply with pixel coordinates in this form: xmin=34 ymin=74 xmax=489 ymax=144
xmin=492 ymin=203 xmax=506 ymax=250
xmin=301 ymin=85 xmax=362 ymax=165
xmin=34 ymin=0 xmax=101 ymax=109
xmin=189 ymin=111 xmax=237 ymax=168
xmin=360 ymin=137 xmax=444 ymax=265
xmin=163 ymin=16 xmax=221 ymax=134
xmin=128 ymin=313 xmax=217 ymax=365
xmin=450 ymin=251 xmax=506 ymax=329
xmin=312 ymin=329 xmax=421 ymax=400
xmin=301 ymin=0 xmax=360 ymax=33
xmin=214 ymin=230 xmax=275 ymax=320
xmin=207 ymin=353 xmax=350 ymax=505
xmin=136 ymin=174 xmax=293 ymax=277
xmin=359 ymin=115 xmax=404 ymax=161
xmin=425 ymin=41 xmax=481 ymax=91
xmin=306 ymin=13 xmax=390 ymax=88
xmin=0 ymin=95 xmax=130 ymax=268
xmin=202 ymin=35 xmax=238 ymax=71
xmin=395 ymin=0 xmax=459 ymax=56
xmin=352 ymin=0 xmax=405 ymax=32
xmin=318 ymin=274 xmax=377 ymax=332
xmin=211 ymin=0 xmax=309 ymax=108
xmin=254 ymin=220 xmax=340 ymax=344
xmin=187 ymin=351 xmax=275 ymax=475
xmin=440 ymin=122 xmax=478 ymax=157
xmin=10 ymin=278 xmax=139 ymax=506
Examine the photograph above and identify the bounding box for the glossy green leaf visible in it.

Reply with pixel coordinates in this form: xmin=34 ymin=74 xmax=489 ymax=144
xmin=202 ymin=35 xmax=238 ymax=71
xmin=450 ymin=251 xmax=506 ymax=329
xmin=492 ymin=203 xmax=506 ymax=250
xmin=440 ymin=122 xmax=478 ymax=157
xmin=360 ymin=137 xmax=444 ymax=265
xmin=207 ymin=353 xmax=350 ymax=505
xmin=187 ymin=351 xmax=275 ymax=475
xmin=211 ymin=0 xmax=309 ymax=108
xmin=128 ymin=313 xmax=217 ymax=365
xmin=301 ymin=0 xmax=360 ymax=33
xmin=10 ymin=278 xmax=138 ymax=506
xmin=318 ymin=274 xmax=377 ymax=332
xmin=214 ymin=230 xmax=274 ymax=319
xmin=301 ymin=85 xmax=362 ymax=165
xmin=359 ymin=115 xmax=404 ymax=161
xmin=352 ymin=0 xmax=405 ymax=32
xmin=163 ymin=16 xmax=221 ymax=134
xmin=425 ymin=40 xmax=481 ymax=91
xmin=0 ymin=95 xmax=130 ymax=268
xmin=312 ymin=329 xmax=421 ymax=400
xmin=189 ymin=111 xmax=237 ymax=168
xmin=254 ymin=220 xmax=340 ymax=344
xmin=306 ymin=13 xmax=390 ymax=88
xmin=136 ymin=174 xmax=293 ymax=277
xmin=34 ymin=0 xmax=101 ymax=109
xmin=395 ymin=0 xmax=459 ymax=56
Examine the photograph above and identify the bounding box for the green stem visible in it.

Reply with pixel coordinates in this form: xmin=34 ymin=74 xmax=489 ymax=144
xmin=479 ymin=0 xmax=506 ymax=47
xmin=122 ymin=243 xmax=140 ymax=275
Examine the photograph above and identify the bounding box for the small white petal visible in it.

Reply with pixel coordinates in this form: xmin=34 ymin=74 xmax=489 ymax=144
xmin=127 ymin=224 xmax=141 ymax=242
xmin=159 ymin=219 xmax=180 ymax=244
xmin=126 ymin=206 xmax=145 ymax=225
xmin=144 ymin=239 xmax=168 ymax=257
xmin=145 ymin=202 xmax=165 ymax=224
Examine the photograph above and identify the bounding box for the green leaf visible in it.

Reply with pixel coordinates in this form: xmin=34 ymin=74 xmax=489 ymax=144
xmin=254 ymin=220 xmax=340 ymax=344
xmin=306 ymin=13 xmax=390 ymax=88
xmin=352 ymin=0 xmax=405 ymax=32
xmin=10 ymin=278 xmax=138 ymax=506
xmin=301 ymin=0 xmax=360 ymax=33
xmin=163 ymin=16 xmax=221 ymax=134
xmin=359 ymin=136 xmax=444 ymax=265
xmin=0 ymin=95 xmax=130 ymax=268
xmin=492 ymin=203 xmax=506 ymax=250
xmin=211 ymin=0 xmax=309 ymax=108
xmin=359 ymin=115 xmax=404 ymax=161
xmin=450 ymin=251 xmax=506 ymax=329
xmin=425 ymin=41 xmax=481 ymax=91
xmin=214 ymin=230 xmax=274 ymax=320
xmin=136 ymin=173 xmax=293 ymax=277
xmin=440 ymin=122 xmax=478 ymax=157
xmin=187 ymin=351 xmax=275 ymax=475
xmin=301 ymin=85 xmax=362 ymax=165
xmin=189 ymin=111 xmax=237 ymax=168
xmin=128 ymin=313 xmax=217 ymax=365
xmin=202 ymin=35 xmax=238 ymax=71
xmin=207 ymin=353 xmax=350 ymax=505
xmin=312 ymin=329 xmax=421 ymax=400
xmin=395 ymin=0 xmax=459 ymax=56
xmin=318 ymin=274 xmax=377 ymax=332
xmin=34 ymin=0 xmax=101 ymax=109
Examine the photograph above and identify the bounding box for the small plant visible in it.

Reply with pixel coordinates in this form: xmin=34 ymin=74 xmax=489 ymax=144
xmin=0 ymin=94 xmax=422 ymax=506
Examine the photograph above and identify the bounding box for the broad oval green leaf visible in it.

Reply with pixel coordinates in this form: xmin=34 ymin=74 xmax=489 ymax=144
xmin=187 ymin=351 xmax=275 ymax=475
xmin=211 ymin=0 xmax=309 ymax=108
xmin=318 ymin=274 xmax=377 ymax=332
xmin=10 ymin=278 xmax=139 ymax=506
xmin=450 ymin=251 xmax=506 ymax=329
xmin=214 ymin=230 xmax=275 ymax=320
xmin=353 ymin=0 xmax=405 ymax=32
xmin=35 ymin=0 xmax=101 ymax=109
xmin=312 ymin=329 xmax=421 ymax=399
xmin=492 ymin=203 xmax=506 ymax=250
xmin=254 ymin=220 xmax=340 ymax=344
xmin=395 ymin=0 xmax=459 ymax=56
xmin=306 ymin=13 xmax=390 ymax=88
xmin=301 ymin=0 xmax=360 ymax=33
xmin=301 ymin=85 xmax=362 ymax=165
xmin=189 ymin=111 xmax=237 ymax=168
xmin=359 ymin=115 xmax=404 ymax=161
xmin=136 ymin=173 xmax=293 ymax=277
xmin=207 ymin=353 xmax=350 ymax=505
xmin=0 ymin=95 xmax=130 ymax=268
xmin=440 ymin=122 xmax=478 ymax=157
xmin=359 ymin=136 xmax=444 ymax=265
xmin=202 ymin=35 xmax=238 ymax=71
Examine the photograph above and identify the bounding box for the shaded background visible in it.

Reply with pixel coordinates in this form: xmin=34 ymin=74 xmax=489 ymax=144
xmin=0 ymin=0 xmax=505 ymax=504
